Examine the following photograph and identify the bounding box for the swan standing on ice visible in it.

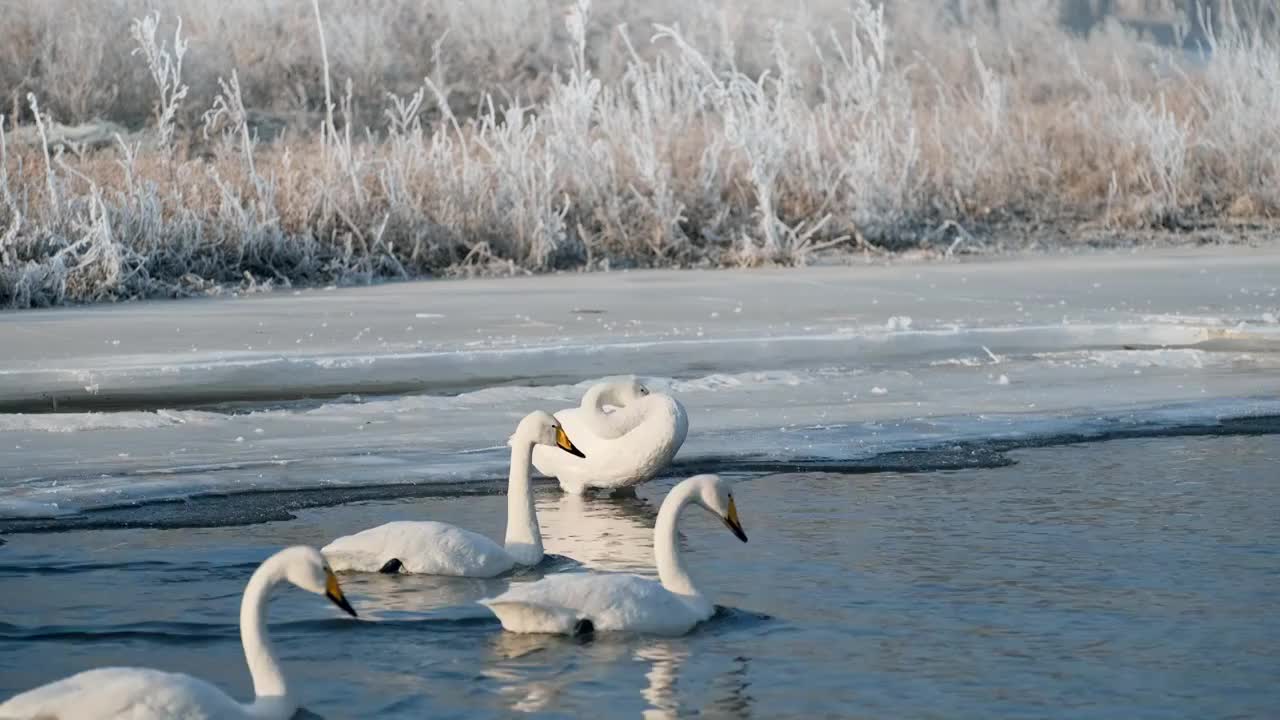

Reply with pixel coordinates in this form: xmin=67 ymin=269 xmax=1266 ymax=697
xmin=533 ymin=378 xmax=689 ymax=495
xmin=480 ymin=474 xmax=747 ymax=636
xmin=322 ymin=411 xmax=585 ymax=576
xmin=0 ymin=546 xmax=357 ymax=720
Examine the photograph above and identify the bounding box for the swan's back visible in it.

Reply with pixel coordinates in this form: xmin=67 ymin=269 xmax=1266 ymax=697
xmin=554 ymin=403 xmax=637 ymax=441
xmin=322 ymin=520 xmax=513 ymax=576
xmin=482 ymin=572 xmax=707 ymax=636
xmin=0 ymin=667 xmax=250 ymax=720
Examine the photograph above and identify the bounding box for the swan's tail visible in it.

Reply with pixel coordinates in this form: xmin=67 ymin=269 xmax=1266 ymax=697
xmin=480 ymin=599 xmax=583 ymax=635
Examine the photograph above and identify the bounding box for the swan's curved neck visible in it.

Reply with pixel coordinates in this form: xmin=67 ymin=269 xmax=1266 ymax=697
xmin=503 ymin=440 xmax=544 ymax=566
xmin=581 ymin=383 xmax=628 ymax=431
xmin=239 ymin=558 xmax=290 ymax=707
xmin=581 ymin=383 xmax=618 ymax=412
xmin=653 ymin=483 xmax=701 ymax=599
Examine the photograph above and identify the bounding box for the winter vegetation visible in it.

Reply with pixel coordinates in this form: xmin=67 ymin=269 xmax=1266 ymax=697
xmin=0 ymin=0 xmax=1277 ymax=307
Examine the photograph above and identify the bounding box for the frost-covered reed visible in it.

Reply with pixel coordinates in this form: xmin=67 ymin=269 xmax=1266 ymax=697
xmin=1 ymin=0 xmax=1277 ymax=306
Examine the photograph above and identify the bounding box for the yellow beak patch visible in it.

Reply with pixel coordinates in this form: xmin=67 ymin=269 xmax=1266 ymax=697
xmin=324 ymin=569 xmax=358 ymax=617
xmin=723 ymin=496 xmax=748 ymax=542
xmin=556 ymin=426 xmax=586 ymax=458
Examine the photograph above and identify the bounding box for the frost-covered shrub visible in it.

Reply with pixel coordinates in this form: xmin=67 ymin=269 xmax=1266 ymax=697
xmin=1 ymin=1 xmax=1277 ymax=306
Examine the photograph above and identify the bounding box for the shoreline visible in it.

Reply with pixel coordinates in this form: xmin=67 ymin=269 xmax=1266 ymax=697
xmin=5 ymin=223 xmax=1280 ymax=311
xmin=2 ymin=407 xmax=1278 ymax=535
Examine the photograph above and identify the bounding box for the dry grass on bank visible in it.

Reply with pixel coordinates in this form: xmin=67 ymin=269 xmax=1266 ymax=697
xmin=1 ymin=0 xmax=1278 ymax=307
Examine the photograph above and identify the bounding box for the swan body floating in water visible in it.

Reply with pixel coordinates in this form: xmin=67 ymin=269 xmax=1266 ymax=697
xmin=532 ymin=378 xmax=688 ymax=495
xmin=480 ymin=473 xmax=747 ymax=636
xmin=322 ymin=411 xmax=584 ymax=577
xmin=0 ymin=546 xmax=356 ymax=720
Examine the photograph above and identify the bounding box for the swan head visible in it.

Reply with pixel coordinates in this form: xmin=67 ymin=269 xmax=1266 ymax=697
xmin=516 ymin=410 xmax=586 ymax=458
xmin=686 ymin=474 xmax=748 ymax=543
xmin=588 ymin=376 xmax=650 ymax=407
xmin=614 ymin=376 xmax=651 ymax=403
xmin=278 ymin=546 xmax=358 ymax=617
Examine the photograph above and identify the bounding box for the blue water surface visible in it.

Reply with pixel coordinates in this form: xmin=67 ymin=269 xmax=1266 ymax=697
xmin=1 ymin=433 xmax=1277 ymax=719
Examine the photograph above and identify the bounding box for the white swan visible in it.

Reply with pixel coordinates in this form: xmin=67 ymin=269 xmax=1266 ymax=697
xmin=479 ymin=474 xmax=747 ymax=636
xmin=322 ymin=410 xmax=584 ymax=577
xmin=532 ymin=378 xmax=689 ymax=495
xmin=0 ymin=546 xmax=356 ymax=720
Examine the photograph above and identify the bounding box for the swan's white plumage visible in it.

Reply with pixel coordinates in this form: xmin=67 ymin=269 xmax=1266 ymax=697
xmin=321 ymin=520 xmax=514 ymax=576
xmin=484 ymin=573 xmax=707 ymax=636
xmin=323 ymin=410 xmax=582 ymax=577
xmin=533 ymin=380 xmax=688 ymax=494
xmin=552 ymin=378 xmax=647 ymax=440
xmin=0 ymin=667 xmax=272 ymax=720
xmin=551 ymin=403 xmax=635 ymax=441
xmin=481 ymin=474 xmax=745 ymax=636
xmin=0 ymin=545 xmax=354 ymax=720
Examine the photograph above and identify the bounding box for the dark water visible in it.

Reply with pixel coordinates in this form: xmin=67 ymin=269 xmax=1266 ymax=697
xmin=2 ymin=434 xmax=1278 ymax=719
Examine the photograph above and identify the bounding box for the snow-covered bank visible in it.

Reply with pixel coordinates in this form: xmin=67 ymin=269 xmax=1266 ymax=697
xmin=2 ymin=249 xmax=1278 ymax=521
xmin=4 ymin=249 xmax=1278 ymax=410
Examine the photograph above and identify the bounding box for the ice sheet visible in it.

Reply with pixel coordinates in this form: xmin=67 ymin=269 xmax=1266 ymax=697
xmin=2 ymin=249 xmax=1278 ymax=521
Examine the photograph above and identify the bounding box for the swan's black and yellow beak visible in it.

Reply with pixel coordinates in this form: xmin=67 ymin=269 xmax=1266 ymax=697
xmin=324 ymin=569 xmax=358 ymax=617
xmin=722 ymin=496 xmax=748 ymax=543
xmin=556 ymin=426 xmax=586 ymax=458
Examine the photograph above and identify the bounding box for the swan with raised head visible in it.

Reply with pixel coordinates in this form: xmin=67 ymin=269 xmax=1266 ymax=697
xmin=532 ymin=378 xmax=688 ymax=495
xmin=0 ymin=546 xmax=357 ymax=720
xmin=479 ymin=474 xmax=747 ymax=636
xmin=322 ymin=410 xmax=584 ymax=576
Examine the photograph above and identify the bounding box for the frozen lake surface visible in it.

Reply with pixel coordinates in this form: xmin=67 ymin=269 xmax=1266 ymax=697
xmin=1 ymin=249 xmax=1278 ymax=717
xmin=1 ymin=249 xmax=1278 ymax=524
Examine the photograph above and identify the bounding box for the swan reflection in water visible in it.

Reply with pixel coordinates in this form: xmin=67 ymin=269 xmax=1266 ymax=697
xmin=637 ymin=640 xmax=687 ymax=720
xmin=534 ymin=490 xmax=660 ymax=573
xmin=335 ymin=571 xmax=505 ymax=619
xmin=484 ymin=632 xmax=631 ymax=713
xmin=637 ymin=641 xmax=753 ymax=719
xmin=484 ymin=633 xmax=753 ymax=718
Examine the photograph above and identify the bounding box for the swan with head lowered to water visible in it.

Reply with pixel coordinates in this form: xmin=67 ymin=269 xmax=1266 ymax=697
xmin=0 ymin=546 xmax=357 ymax=720
xmin=479 ymin=474 xmax=747 ymax=636
xmin=532 ymin=377 xmax=688 ymax=495
xmin=321 ymin=410 xmax=585 ymax=577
